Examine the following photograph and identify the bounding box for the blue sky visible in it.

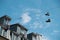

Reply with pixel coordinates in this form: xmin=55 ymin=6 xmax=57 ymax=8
xmin=0 ymin=0 xmax=60 ymax=40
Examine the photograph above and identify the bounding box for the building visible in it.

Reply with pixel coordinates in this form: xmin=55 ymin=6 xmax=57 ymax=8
xmin=27 ymin=32 xmax=42 ymax=40
xmin=0 ymin=15 xmax=28 ymax=40
xmin=0 ymin=15 xmax=11 ymax=40
xmin=0 ymin=15 xmax=42 ymax=40
xmin=10 ymin=23 xmax=28 ymax=40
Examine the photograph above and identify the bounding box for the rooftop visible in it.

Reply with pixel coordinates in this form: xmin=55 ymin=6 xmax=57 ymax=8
xmin=28 ymin=32 xmax=42 ymax=36
xmin=0 ymin=15 xmax=11 ymax=21
xmin=10 ymin=23 xmax=28 ymax=31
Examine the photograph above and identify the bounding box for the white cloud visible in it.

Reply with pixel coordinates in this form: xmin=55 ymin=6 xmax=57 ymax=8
xmin=21 ymin=12 xmax=31 ymax=24
xmin=21 ymin=8 xmax=42 ymax=24
xmin=51 ymin=30 xmax=60 ymax=35
xmin=53 ymin=30 xmax=60 ymax=33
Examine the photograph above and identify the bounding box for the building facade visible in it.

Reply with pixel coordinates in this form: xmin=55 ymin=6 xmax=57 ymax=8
xmin=10 ymin=23 xmax=28 ymax=40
